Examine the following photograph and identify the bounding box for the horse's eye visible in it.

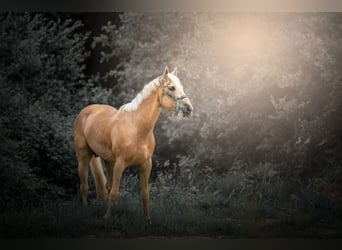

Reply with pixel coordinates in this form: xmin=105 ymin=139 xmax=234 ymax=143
xmin=169 ymin=86 xmax=175 ymax=91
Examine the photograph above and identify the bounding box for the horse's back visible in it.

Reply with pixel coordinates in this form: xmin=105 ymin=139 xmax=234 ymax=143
xmin=75 ymin=103 xmax=117 ymax=124
xmin=78 ymin=104 xmax=117 ymax=118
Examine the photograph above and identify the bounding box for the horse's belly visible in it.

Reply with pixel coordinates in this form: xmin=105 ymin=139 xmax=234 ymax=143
xmin=87 ymin=140 xmax=114 ymax=161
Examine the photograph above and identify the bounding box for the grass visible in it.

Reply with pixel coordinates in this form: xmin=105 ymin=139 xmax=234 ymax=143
xmin=0 ymin=182 xmax=341 ymax=238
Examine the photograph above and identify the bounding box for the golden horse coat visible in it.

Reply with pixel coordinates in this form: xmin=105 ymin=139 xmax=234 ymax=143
xmin=73 ymin=67 xmax=193 ymax=220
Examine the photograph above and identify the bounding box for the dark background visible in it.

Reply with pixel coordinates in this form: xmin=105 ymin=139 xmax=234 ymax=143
xmin=0 ymin=12 xmax=342 ymax=238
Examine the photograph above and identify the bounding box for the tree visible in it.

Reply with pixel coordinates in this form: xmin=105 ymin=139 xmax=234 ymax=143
xmin=0 ymin=13 xmax=97 ymax=209
xmin=93 ymin=13 xmax=342 ymax=194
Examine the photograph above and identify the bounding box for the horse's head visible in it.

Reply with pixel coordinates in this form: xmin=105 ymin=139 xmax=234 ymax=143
xmin=158 ymin=66 xmax=193 ymax=118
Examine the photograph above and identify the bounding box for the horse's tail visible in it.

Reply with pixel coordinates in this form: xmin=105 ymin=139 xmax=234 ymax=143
xmin=89 ymin=156 xmax=108 ymax=200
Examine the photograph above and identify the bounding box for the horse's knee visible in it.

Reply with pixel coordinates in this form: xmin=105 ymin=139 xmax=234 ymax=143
xmin=141 ymin=189 xmax=149 ymax=200
xmin=80 ymin=182 xmax=89 ymax=192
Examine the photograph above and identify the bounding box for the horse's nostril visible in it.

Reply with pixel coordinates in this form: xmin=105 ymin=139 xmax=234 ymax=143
xmin=183 ymin=103 xmax=193 ymax=114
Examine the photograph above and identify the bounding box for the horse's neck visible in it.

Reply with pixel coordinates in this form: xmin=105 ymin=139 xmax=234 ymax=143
xmin=125 ymin=91 xmax=161 ymax=137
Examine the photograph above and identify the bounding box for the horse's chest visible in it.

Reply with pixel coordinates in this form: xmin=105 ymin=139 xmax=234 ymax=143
xmin=124 ymin=144 xmax=150 ymax=164
xmin=111 ymin=133 xmax=155 ymax=165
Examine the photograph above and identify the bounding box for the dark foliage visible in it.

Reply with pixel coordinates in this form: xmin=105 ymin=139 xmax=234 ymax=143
xmin=0 ymin=13 xmax=94 ymax=209
xmin=1 ymin=12 xmax=342 ymax=238
xmin=91 ymin=12 xmax=342 ymax=237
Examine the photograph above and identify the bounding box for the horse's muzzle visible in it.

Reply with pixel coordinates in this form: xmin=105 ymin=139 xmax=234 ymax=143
xmin=180 ymin=103 xmax=193 ymax=117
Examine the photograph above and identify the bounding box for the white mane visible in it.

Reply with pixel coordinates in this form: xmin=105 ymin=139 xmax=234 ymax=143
xmin=119 ymin=73 xmax=182 ymax=112
xmin=120 ymin=79 xmax=160 ymax=112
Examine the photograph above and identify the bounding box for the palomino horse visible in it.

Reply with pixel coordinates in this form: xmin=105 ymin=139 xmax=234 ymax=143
xmin=73 ymin=66 xmax=193 ymax=220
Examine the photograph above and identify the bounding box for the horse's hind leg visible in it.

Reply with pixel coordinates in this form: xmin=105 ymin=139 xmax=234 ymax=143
xmin=104 ymin=160 xmax=114 ymax=193
xmin=76 ymin=148 xmax=92 ymax=206
xmin=90 ymin=156 xmax=108 ymax=200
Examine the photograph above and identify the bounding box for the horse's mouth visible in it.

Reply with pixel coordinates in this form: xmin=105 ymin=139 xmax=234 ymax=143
xmin=177 ymin=103 xmax=193 ymax=118
xmin=176 ymin=109 xmax=193 ymax=119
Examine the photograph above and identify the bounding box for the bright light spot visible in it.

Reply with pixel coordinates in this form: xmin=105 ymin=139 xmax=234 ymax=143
xmin=231 ymin=26 xmax=266 ymax=57
xmin=214 ymin=17 xmax=270 ymax=62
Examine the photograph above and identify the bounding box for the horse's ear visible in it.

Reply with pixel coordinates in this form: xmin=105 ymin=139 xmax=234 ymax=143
xmin=163 ymin=66 xmax=169 ymax=79
xmin=172 ymin=67 xmax=178 ymax=76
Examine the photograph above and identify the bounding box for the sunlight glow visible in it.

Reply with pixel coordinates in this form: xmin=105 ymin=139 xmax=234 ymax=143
xmin=215 ymin=17 xmax=270 ymax=62
xmin=231 ymin=26 xmax=267 ymax=57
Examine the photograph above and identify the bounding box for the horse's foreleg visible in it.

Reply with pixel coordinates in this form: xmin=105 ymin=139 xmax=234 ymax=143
xmin=104 ymin=158 xmax=125 ymax=219
xmin=139 ymin=158 xmax=152 ymax=222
